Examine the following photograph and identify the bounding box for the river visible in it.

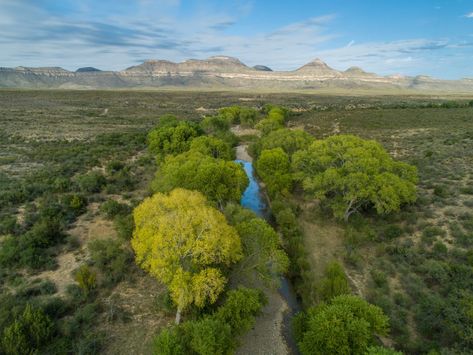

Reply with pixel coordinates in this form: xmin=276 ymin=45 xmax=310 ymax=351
xmin=235 ymin=151 xmax=301 ymax=355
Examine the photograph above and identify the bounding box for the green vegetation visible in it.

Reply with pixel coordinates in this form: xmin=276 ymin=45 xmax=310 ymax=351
xmin=256 ymin=148 xmax=292 ymax=197
xmin=147 ymin=119 xmax=202 ymax=158
xmin=152 ymin=151 xmax=248 ymax=206
xmin=295 ymin=295 xmax=389 ymax=355
xmin=1 ymin=90 xmax=473 ymax=354
xmin=153 ymin=287 xmax=266 ymax=355
xmin=132 ymin=188 xmax=242 ymax=323
xmin=293 ymin=135 xmax=418 ymax=221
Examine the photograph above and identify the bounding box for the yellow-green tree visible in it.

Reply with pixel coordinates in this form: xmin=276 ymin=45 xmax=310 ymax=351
xmin=131 ymin=188 xmax=242 ymax=324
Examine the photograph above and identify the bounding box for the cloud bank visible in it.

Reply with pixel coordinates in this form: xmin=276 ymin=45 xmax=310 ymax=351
xmin=0 ymin=0 xmax=472 ymax=79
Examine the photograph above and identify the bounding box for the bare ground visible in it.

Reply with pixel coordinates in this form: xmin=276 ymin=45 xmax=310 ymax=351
xmin=236 ymin=288 xmax=289 ymax=355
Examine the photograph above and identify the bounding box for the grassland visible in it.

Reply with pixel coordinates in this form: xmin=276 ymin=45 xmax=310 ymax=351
xmin=0 ymin=89 xmax=472 ymax=354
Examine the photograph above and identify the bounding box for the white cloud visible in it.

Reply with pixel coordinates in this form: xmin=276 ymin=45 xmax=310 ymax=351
xmin=466 ymin=12 xmax=473 ymax=18
xmin=0 ymin=1 xmax=472 ymax=78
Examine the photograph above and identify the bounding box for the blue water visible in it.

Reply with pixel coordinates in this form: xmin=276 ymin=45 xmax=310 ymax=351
xmin=235 ymin=159 xmax=267 ymax=217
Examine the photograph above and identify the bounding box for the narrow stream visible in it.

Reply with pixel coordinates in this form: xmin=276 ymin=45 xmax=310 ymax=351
xmin=236 ymin=158 xmax=301 ymax=354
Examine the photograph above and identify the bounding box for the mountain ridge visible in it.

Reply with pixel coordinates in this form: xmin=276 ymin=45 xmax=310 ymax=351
xmin=1 ymin=56 xmax=472 ymax=92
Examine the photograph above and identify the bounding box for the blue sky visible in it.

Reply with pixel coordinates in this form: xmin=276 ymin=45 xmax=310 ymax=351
xmin=1 ymin=0 xmax=473 ymax=79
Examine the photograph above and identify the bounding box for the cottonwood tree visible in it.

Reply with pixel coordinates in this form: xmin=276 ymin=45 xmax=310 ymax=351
xmin=147 ymin=119 xmax=202 ymax=158
xmin=256 ymin=148 xmax=292 ymax=197
xmin=257 ymin=128 xmax=314 ymax=157
xmin=131 ymin=189 xmax=242 ymax=324
xmin=293 ymin=135 xmax=418 ymax=221
xmin=189 ymin=136 xmax=234 ymax=160
xmin=234 ymin=217 xmax=289 ymax=286
xmin=152 ymin=151 xmax=248 ymax=206
xmin=296 ymin=295 xmax=389 ymax=355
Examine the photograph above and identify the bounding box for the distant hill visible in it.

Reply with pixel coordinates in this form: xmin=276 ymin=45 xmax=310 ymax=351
xmin=1 ymin=56 xmax=472 ymax=93
xmin=76 ymin=67 xmax=101 ymax=73
xmin=253 ymin=65 xmax=273 ymax=72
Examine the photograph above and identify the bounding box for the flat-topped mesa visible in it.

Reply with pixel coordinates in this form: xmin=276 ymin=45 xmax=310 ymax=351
xmin=13 ymin=66 xmax=74 ymax=77
xmin=124 ymin=56 xmax=251 ymax=74
xmin=295 ymin=58 xmax=341 ymax=77
xmin=76 ymin=67 xmax=101 ymax=73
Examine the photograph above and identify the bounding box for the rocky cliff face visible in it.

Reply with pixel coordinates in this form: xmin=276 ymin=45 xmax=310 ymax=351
xmin=1 ymin=56 xmax=472 ymax=92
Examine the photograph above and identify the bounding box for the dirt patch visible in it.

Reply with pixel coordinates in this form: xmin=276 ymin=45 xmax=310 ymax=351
xmin=32 ymin=252 xmax=81 ymax=296
xmin=100 ymin=275 xmax=170 ymax=355
xmin=299 ymin=215 xmax=345 ymax=281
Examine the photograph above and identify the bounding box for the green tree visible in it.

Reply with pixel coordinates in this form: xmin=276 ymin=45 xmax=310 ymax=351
xmin=147 ymin=120 xmax=202 ymax=158
xmin=256 ymin=148 xmax=292 ymax=197
xmin=153 ymin=287 xmax=265 ymax=355
xmin=234 ymin=217 xmax=289 ymax=286
xmin=215 ymin=287 xmax=266 ymax=335
xmin=258 ymin=128 xmax=314 ymax=157
xmin=318 ymin=261 xmax=350 ymax=301
xmin=293 ymin=135 xmax=418 ymax=221
xmin=189 ymin=136 xmax=234 ymax=160
xmin=188 ymin=317 xmax=233 ymax=355
xmin=298 ymin=295 xmax=389 ymax=355
xmin=152 ymin=151 xmax=248 ymax=206
xmin=132 ymin=189 xmax=242 ymax=323
xmin=1 ymin=304 xmax=54 ymax=355
xmin=200 ymin=115 xmax=230 ymax=134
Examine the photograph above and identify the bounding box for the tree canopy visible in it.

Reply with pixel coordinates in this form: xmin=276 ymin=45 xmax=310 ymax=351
xmin=147 ymin=119 xmax=202 ymax=158
xmin=257 ymin=128 xmax=314 ymax=157
xmin=233 ymin=216 xmax=289 ymax=286
xmin=131 ymin=189 xmax=242 ymax=323
xmin=189 ymin=136 xmax=234 ymax=160
xmin=297 ymin=295 xmax=390 ymax=355
xmin=256 ymin=148 xmax=292 ymax=197
xmin=292 ymin=135 xmax=418 ymax=221
xmin=152 ymin=151 xmax=248 ymax=206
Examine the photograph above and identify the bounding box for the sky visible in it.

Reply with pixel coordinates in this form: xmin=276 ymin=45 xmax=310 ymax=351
xmin=1 ymin=0 xmax=473 ymax=79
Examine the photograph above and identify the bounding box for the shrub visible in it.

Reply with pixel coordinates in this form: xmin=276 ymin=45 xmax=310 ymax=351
xmin=100 ymin=200 xmax=131 ymax=219
xmin=318 ymin=261 xmax=350 ymax=301
xmin=88 ymin=239 xmax=132 ymax=285
xmin=74 ymin=265 xmax=97 ymax=297
xmin=113 ymin=214 xmax=134 ymax=240
xmin=382 ymin=225 xmax=403 ymax=240
xmin=75 ymin=172 xmax=106 ymax=193
xmin=1 ymin=304 xmax=54 ymax=355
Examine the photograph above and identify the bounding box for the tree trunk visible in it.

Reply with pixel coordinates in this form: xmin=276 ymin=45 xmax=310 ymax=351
xmin=175 ymin=307 xmax=182 ymax=325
